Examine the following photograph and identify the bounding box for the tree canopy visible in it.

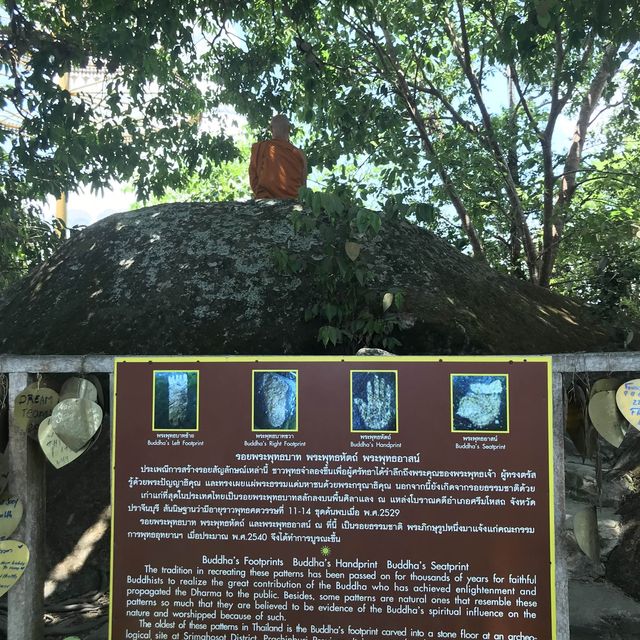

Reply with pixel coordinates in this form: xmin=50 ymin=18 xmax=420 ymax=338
xmin=1 ymin=0 xmax=238 ymax=285
xmin=2 ymin=1 xmax=639 ymax=305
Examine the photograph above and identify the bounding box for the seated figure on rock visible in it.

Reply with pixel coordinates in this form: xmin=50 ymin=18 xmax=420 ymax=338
xmin=249 ymin=114 xmax=307 ymax=200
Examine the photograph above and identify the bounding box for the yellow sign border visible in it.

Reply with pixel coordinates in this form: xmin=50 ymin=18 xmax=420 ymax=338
xmin=449 ymin=372 xmax=511 ymax=434
xmin=109 ymin=355 xmax=555 ymax=640
xmin=151 ymin=369 xmax=200 ymax=432
xmin=251 ymin=369 xmax=299 ymax=432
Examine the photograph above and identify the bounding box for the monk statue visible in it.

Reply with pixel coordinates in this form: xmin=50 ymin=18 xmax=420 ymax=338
xmin=249 ymin=114 xmax=307 ymax=199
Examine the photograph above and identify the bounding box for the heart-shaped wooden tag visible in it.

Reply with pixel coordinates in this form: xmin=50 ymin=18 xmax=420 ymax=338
xmin=0 ymin=495 xmax=23 ymax=540
xmin=85 ymin=374 xmax=105 ymax=407
xmin=590 ymin=377 xmax=622 ymax=397
xmin=38 ymin=417 xmax=90 ymax=469
xmin=616 ymin=379 xmax=640 ymax=431
xmin=50 ymin=398 xmax=103 ymax=452
xmin=12 ymin=383 xmax=59 ymax=438
xmin=59 ymin=377 xmax=98 ymax=403
xmin=588 ymin=390 xmax=627 ymax=447
xmin=0 ymin=540 xmax=30 ymax=597
xmin=573 ymin=506 xmax=600 ymax=562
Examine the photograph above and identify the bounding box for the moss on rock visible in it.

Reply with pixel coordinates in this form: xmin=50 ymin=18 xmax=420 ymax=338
xmin=0 ymin=200 xmax=630 ymax=355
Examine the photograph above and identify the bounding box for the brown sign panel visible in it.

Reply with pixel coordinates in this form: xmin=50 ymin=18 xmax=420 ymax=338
xmin=110 ymin=356 xmax=555 ymax=640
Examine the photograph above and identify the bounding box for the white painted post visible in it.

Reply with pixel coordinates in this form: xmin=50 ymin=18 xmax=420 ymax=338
xmin=7 ymin=372 xmax=46 ymax=640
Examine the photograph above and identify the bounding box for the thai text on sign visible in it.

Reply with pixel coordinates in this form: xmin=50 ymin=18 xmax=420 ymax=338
xmin=110 ymin=356 xmax=555 ymax=640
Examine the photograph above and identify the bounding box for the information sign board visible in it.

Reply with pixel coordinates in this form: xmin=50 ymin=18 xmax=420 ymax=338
xmin=110 ymin=356 xmax=555 ymax=640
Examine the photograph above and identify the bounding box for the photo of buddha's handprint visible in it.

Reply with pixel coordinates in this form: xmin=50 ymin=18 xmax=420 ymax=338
xmin=351 ymin=371 xmax=398 ymax=432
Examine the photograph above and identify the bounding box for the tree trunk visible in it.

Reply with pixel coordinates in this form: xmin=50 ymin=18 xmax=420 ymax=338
xmin=539 ymin=44 xmax=626 ymax=287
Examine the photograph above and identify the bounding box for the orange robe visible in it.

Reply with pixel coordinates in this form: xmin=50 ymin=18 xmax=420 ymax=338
xmin=249 ymin=139 xmax=306 ymax=199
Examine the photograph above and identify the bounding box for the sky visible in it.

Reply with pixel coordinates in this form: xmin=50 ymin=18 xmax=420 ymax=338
xmin=45 ymin=186 xmax=137 ymax=228
xmin=1 ymin=7 xmax=621 ymax=232
xmin=50 ymin=109 xmax=579 ymax=231
xmin=36 ymin=40 xmax=585 ymax=230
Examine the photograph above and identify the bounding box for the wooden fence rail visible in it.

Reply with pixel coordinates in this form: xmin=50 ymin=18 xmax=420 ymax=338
xmin=1 ymin=352 xmax=639 ymax=640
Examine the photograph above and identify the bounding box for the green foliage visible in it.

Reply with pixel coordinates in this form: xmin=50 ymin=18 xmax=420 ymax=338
xmin=273 ymin=188 xmax=405 ymax=351
xmin=0 ymin=206 xmax=65 ymax=292
xmin=2 ymin=0 xmax=640 ymax=313
xmin=205 ymin=0 xmax=640 ymax=291
xmin=0 ymin=0 xmax=238 ymax=289
xmin=142 ymin=139 xmax=253 ymax=205
xmin=0 ymin=139 xmax=66 ymax=289
xmin=1 ymin=1 xmax=238 ymax=202
xmin=553 ymin=128 xmax=640 ymax=319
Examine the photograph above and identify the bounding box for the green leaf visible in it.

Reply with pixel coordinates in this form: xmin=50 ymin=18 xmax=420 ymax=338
xmin=356 ymin=208 xmax=370 ymax=234
xmin=354 ymin=268 xmax=367 ymax=286
xmin=319 ymin=325 xmax=341 ymax=346
xmin=414 ymin=202 xmax=436 ymax=224
xmin=298 ymin=186 xmax=312 ymax=204
xmin=271 ymin=248 xmax=289 ymax=271
xmin=368 ymin=211 xmax=382 ymax=234
xmin=320 ymin=192 xmax=345 ymax=215
xmin=382 ymin=335 xmax=401 ymax=350
xmin=311 ymin=193 xmax=323 ymax=216
xmin=336 ymin=255 xmax=348 ymax=277
xmin=324 ymin=303 xmax=338 ymax=322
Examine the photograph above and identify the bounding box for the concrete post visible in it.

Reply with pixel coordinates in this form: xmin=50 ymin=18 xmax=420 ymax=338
xmin=553 ymin=371 xmax=570 ymax=639
xmin=7 ymin=372 xmax=46 ymax=640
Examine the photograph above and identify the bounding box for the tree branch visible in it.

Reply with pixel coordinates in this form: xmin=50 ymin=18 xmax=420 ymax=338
xmin=482 ymin=3 xmax=542 ymax=137
xmin=558 ymin=43 xmax=627 ymax=207
xmin=550 ymin=25 xmax=565 ymax=109
xmin=368 ymin=20 xmax=485 ymax=259
xmin=445 ymin=1 xmax=537 ymax=279
xmin=405 ymin=79 xmax=478 ymax=134
xmin=539 ymin=41 xmax=633 ymax=286
xmin=589 ymin=99 xmax=624 ymax=126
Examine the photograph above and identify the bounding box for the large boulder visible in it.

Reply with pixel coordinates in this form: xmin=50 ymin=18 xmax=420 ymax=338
xmin=0 ymin=200 xmax=638 ymax=638
xmin=0 ymin=200 xmax=631 ymax=355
